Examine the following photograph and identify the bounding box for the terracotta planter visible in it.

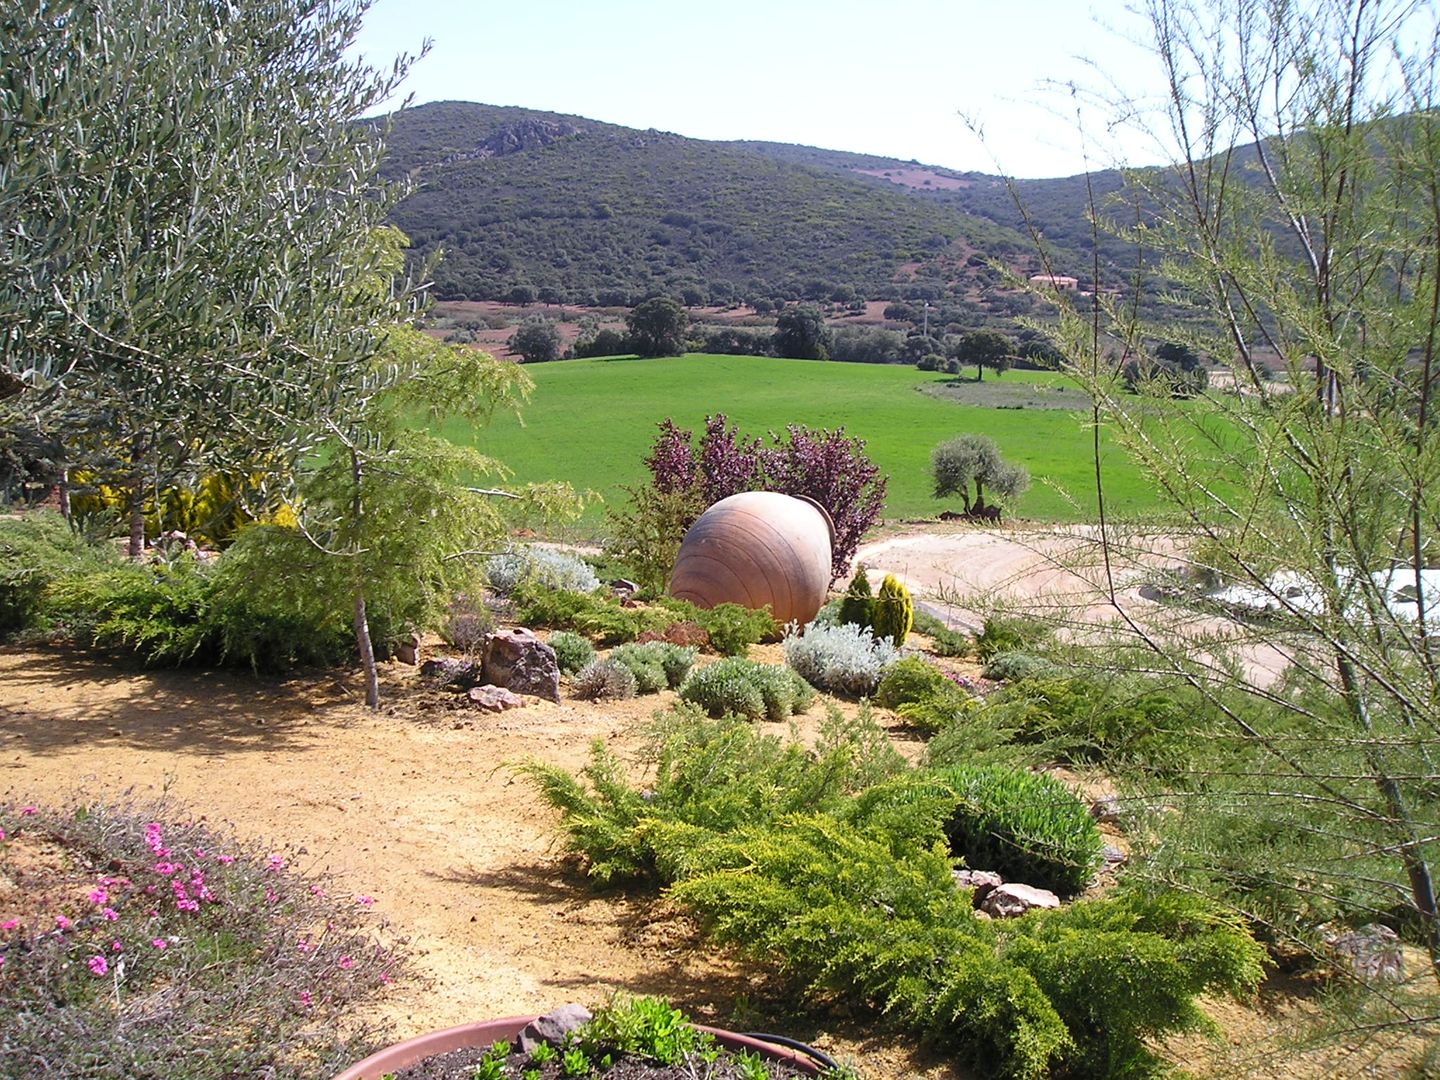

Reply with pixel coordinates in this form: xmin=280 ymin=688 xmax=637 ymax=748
xmin=330 ymin=1015 xmax=826 ymax=1079
xmin=669 ymin=491 xmax=836 ymax=626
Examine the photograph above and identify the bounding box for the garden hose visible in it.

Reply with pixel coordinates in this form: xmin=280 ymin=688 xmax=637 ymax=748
xmin=741 ymin=1033 xmax=838 ymax=1070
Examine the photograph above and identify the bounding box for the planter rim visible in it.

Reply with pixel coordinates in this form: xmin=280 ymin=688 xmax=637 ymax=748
xmin=330 ymin=1014 xmax=825 ymax=1079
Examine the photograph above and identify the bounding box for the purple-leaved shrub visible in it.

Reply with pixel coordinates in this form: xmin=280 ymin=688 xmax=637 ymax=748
xmin=645 ymin=414 xmax=886 ymax=581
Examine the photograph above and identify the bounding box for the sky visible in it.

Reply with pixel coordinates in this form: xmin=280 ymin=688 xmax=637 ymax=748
xmin=349 ymin=0 xmax=1170 ymax=179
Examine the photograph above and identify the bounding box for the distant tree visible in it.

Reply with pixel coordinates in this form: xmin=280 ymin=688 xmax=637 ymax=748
xmin=572 ymin=328 xmax=632 ymax=359
xmin=829 ymin=327 xmax=906 ymax=364
xmin=930 ymin=435 xmax=1029 ymax=514
xmin=509 ymin=316 xmax=562 ymax=363
xmin=902 ymin=333 xmax=943 ymax=364
xmin=772 ymin=306 xmax=832 ymax=360
xmin=626 ymin=297 xmax=688 ymax=357
xmin=507 ymin=284 xmax=537 ymax=305
xmin=751 ymin=298 xmax=775 ymax=315
xmin=956 ymin=330 xmax=1013 ymax=381
xmin=1155 ymin=340 xmax=1203 ymax=372
xmin=678 ymin=283 xmax=707 ymax=307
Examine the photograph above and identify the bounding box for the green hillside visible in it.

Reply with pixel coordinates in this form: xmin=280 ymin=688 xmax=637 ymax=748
xmin=450 ymin=354 xmax=1159 ymax=531
xmin=379 ymin=102 xmax=1046 ymax=307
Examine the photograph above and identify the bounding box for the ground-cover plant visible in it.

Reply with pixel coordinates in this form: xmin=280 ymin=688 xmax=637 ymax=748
xmin=678 ymin=657 xmax=814 ymax=722
xmin=974 ymin=614 xmax=1053 ymax=662
xmin=982 ymin=651 xmax=1058 ymax=682
xmin=549 ymin=630 xmax=597 ymax=675
xmin=487 ymin=545 xmax=600 ymax=597
xmin=0 ymin=801 xmax=399 ymax=1079
xmin=872 ymin=656 xmax=975 ymax=734
xmin=442 ymin=592 xmax=494 ymax=656
xmin=911 ymin=608 xmax=970 ymax=658
xmin=949 ymin=672 xmax=1213 ymax=776
xmin=571 ymin=658 xmax=638 ymax=701
xmin=610 ymin=641 xmax=697 ymax=691
xmin=931 ymin=764 xmax=1103 ymax=896
xmin=655 ymin=597 xmax=775 ymax=657
xmin=511 ymin=583 xmax=660 ymax=646
xmin=0 ymin=512 xmax=118 ymax=637
xmin=522 ymin=714 xmax=1264 ymax=1080
xmin=782 ymin=621 xmax=898 ymax=696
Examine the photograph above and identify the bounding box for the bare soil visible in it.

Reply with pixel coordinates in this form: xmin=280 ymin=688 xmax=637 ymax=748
xmin=0 ymin=642 xmax=962 ymax=1079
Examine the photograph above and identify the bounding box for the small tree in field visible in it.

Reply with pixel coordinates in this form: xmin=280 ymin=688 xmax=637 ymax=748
xmin=509 ymin=316 xmax=562 ymax=363
xmin=626 ymin=297 xmax=688 ymax=358
xmin=956 ymin=330 xmax=1013 ymax=381
xmin=930 ymin=435 xmax=1029 ymax=515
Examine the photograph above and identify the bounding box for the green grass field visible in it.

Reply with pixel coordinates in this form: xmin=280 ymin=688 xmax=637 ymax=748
xmin=445 ymin=354 xmax=1159 ymax=532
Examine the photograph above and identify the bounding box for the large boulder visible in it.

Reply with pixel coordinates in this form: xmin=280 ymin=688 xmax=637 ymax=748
xmin=482 ymin=627 xmax=560 ymax=702
xmin=1324 ymin=924 xmax=1404 ymax=983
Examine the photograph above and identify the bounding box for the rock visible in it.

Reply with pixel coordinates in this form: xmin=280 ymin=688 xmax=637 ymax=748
xmin=981 ymin=883 xmax=1062 ymax=918
xmin=394 ymin=632 xmax=422 ymax=666
xmin=466 ymin=685 xmax=526 ymax=712
xmin=419 ymin=657 xmax=483 ymax=688
xmin=1090 ymin=796 xmax=1123 ymax=824
xmin=952 ymin=869 xmax=1004 ymax=906
xmin=518 ymin=1003 xmax=593 ymax=1053
xmin=482 ymin=627 xmax=560 ymax=702
xmin=1100 ymin=844 xmax=1128 ymax=868
xmin=609 ymin=578 xmax=640 ymax=600
xmin=1323 ymin=924 xmax=1404 ymax=983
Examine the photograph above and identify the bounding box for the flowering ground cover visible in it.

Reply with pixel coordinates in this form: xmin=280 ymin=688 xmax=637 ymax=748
xmin=0 ymin=803 xmax=399 ymax=1079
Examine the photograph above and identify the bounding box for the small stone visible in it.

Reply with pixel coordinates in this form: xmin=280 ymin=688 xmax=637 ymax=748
xmin=466 ymin=685 xmax=526 ymax=712
xmin=1323 ymin=924 xmax=1404 ymax=983
xmin=420 ymin=657 xmax=483 ymax=688
xmin=518 ymin=1004 xmax=593 ymax=1053
xmin=1100 ymin=844 xmax=1127 ymax=867
xmin=1090 ymin=796 xmax=1123 ymax=824
xmin=981 ymin=883 xmax=1062 ymax=918
xmin=394 ymin=633 xmax=422 ymax=666
xmin=952 ymin=869 xmax=1004 ymax=906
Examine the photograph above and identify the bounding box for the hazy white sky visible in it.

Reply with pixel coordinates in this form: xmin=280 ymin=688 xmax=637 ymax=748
xmin=350 ymin=0 xmax=1170 ymax=179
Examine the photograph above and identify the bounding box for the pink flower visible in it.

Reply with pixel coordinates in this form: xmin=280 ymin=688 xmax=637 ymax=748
xmin=88 ymin=887 xmax=108 ymax=904
xmin=216 ymin=854 xmax=235 ymax=865
xmin=298 ymin=990 xmax=313 ymax=1007
xmin=265 ymin=888 xmax=278 ymax=904
xmin=88 ymin=955 xmax=108 ymax=976
xmin=55 ymin=915 xmax=72 ymax=931
xmin=153 ymin=862 xmax=178 ymax=877
xmin=355 ymin=895 xmax=374 ymax=909
xmin=0 ymin=828 xmax=6 ymax=841
xmin=309 ymin=884 xmax=325 ymax=897
xmin=101 ymin=908 xmax=118 ymax=922
xmin=337 ymin=955 xmax=354 ymax=970
xmin=19 ymin=806 xmax=37 ymax=816
xmin=265 ymin=854 xmax=285 ymax=872
xmin=111 ymin=940 xmax=123 ymax=952
xmin=296 ymin=940 xmax=311 ymax=953
xmin=1 ymin=919 xmax=19 ymax=932
xmin=151 ymin=938 xmax=168 ymax=950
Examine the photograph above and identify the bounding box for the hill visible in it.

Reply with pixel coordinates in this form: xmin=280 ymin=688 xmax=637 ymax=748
xmin=378 ymin=102 xmax=1107 ymax=313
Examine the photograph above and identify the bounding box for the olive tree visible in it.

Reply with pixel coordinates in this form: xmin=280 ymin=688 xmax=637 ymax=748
xmin=0 ymin=0 xmax=419 ymax=553
xmin=1033 ymin=0 xmax=1440 ymax=1015
xmin=930 ymin=434 xmax=1029 ymax=515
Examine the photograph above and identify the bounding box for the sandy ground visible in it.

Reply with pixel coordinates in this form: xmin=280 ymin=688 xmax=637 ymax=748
xmin=0 ymin=643 xmax=963 ymax=1079
xmin=857 ymin=524 xmax=1292 ymax=685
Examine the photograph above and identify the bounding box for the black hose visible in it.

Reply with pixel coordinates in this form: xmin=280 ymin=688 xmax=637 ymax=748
xmin=741 ymin=1032 xmax=838 ymax=1070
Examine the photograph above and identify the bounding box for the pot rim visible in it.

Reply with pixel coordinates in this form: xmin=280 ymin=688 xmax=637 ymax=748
xmin=329 ymin=1014 xmax=825 ymax=1079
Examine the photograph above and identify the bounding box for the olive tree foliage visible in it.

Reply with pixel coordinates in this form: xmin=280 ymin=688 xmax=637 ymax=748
xmin=626 ymin=297 xmax=688 ymax=357
xmin=930 ymin=435 xmax=1029 ymax=514
xmin=1028 ymin=0 xmax=1440 ymax=1013
xmin=0 ymin=0 xmax=420 ymax=552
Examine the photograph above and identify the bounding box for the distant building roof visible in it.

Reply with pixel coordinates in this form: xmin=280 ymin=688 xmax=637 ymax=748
xmin=1029 ymin=274 xmax=1079 ymax=289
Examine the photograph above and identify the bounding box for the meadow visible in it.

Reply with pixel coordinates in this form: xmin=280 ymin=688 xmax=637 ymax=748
xmin=449 ymin=354 xmax=1160 ymax=531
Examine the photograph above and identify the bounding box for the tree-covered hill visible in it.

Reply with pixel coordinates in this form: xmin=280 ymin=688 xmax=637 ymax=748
xmin=379 ymin=102 xmax=1087 ymax=307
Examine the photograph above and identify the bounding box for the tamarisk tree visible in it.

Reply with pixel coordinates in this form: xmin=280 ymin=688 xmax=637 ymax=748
xmin=1032 ymin=0 xmax=1440 ymax=1030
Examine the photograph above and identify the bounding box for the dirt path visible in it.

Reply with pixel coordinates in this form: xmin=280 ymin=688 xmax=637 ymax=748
xmin=0 ymin=646 xmax=961 ymax=1079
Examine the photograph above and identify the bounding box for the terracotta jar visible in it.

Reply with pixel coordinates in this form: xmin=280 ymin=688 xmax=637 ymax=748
xmin=669 ymin=491 xmax=835 ymax=626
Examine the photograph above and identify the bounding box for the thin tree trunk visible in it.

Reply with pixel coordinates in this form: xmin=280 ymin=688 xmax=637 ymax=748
xmin=127 ymin=478 xmax=146 ymax=559
xmin=353 ymin=587 xmax=380 ymax=710
xmin=349 ymin=445 xmax=380 ymax=710
xmin=57 ymin=468 xmax=71 ymax=524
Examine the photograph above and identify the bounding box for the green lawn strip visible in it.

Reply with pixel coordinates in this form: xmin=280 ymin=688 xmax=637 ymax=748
xmin=442 ymin=354 xmax=1162 ymax=529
